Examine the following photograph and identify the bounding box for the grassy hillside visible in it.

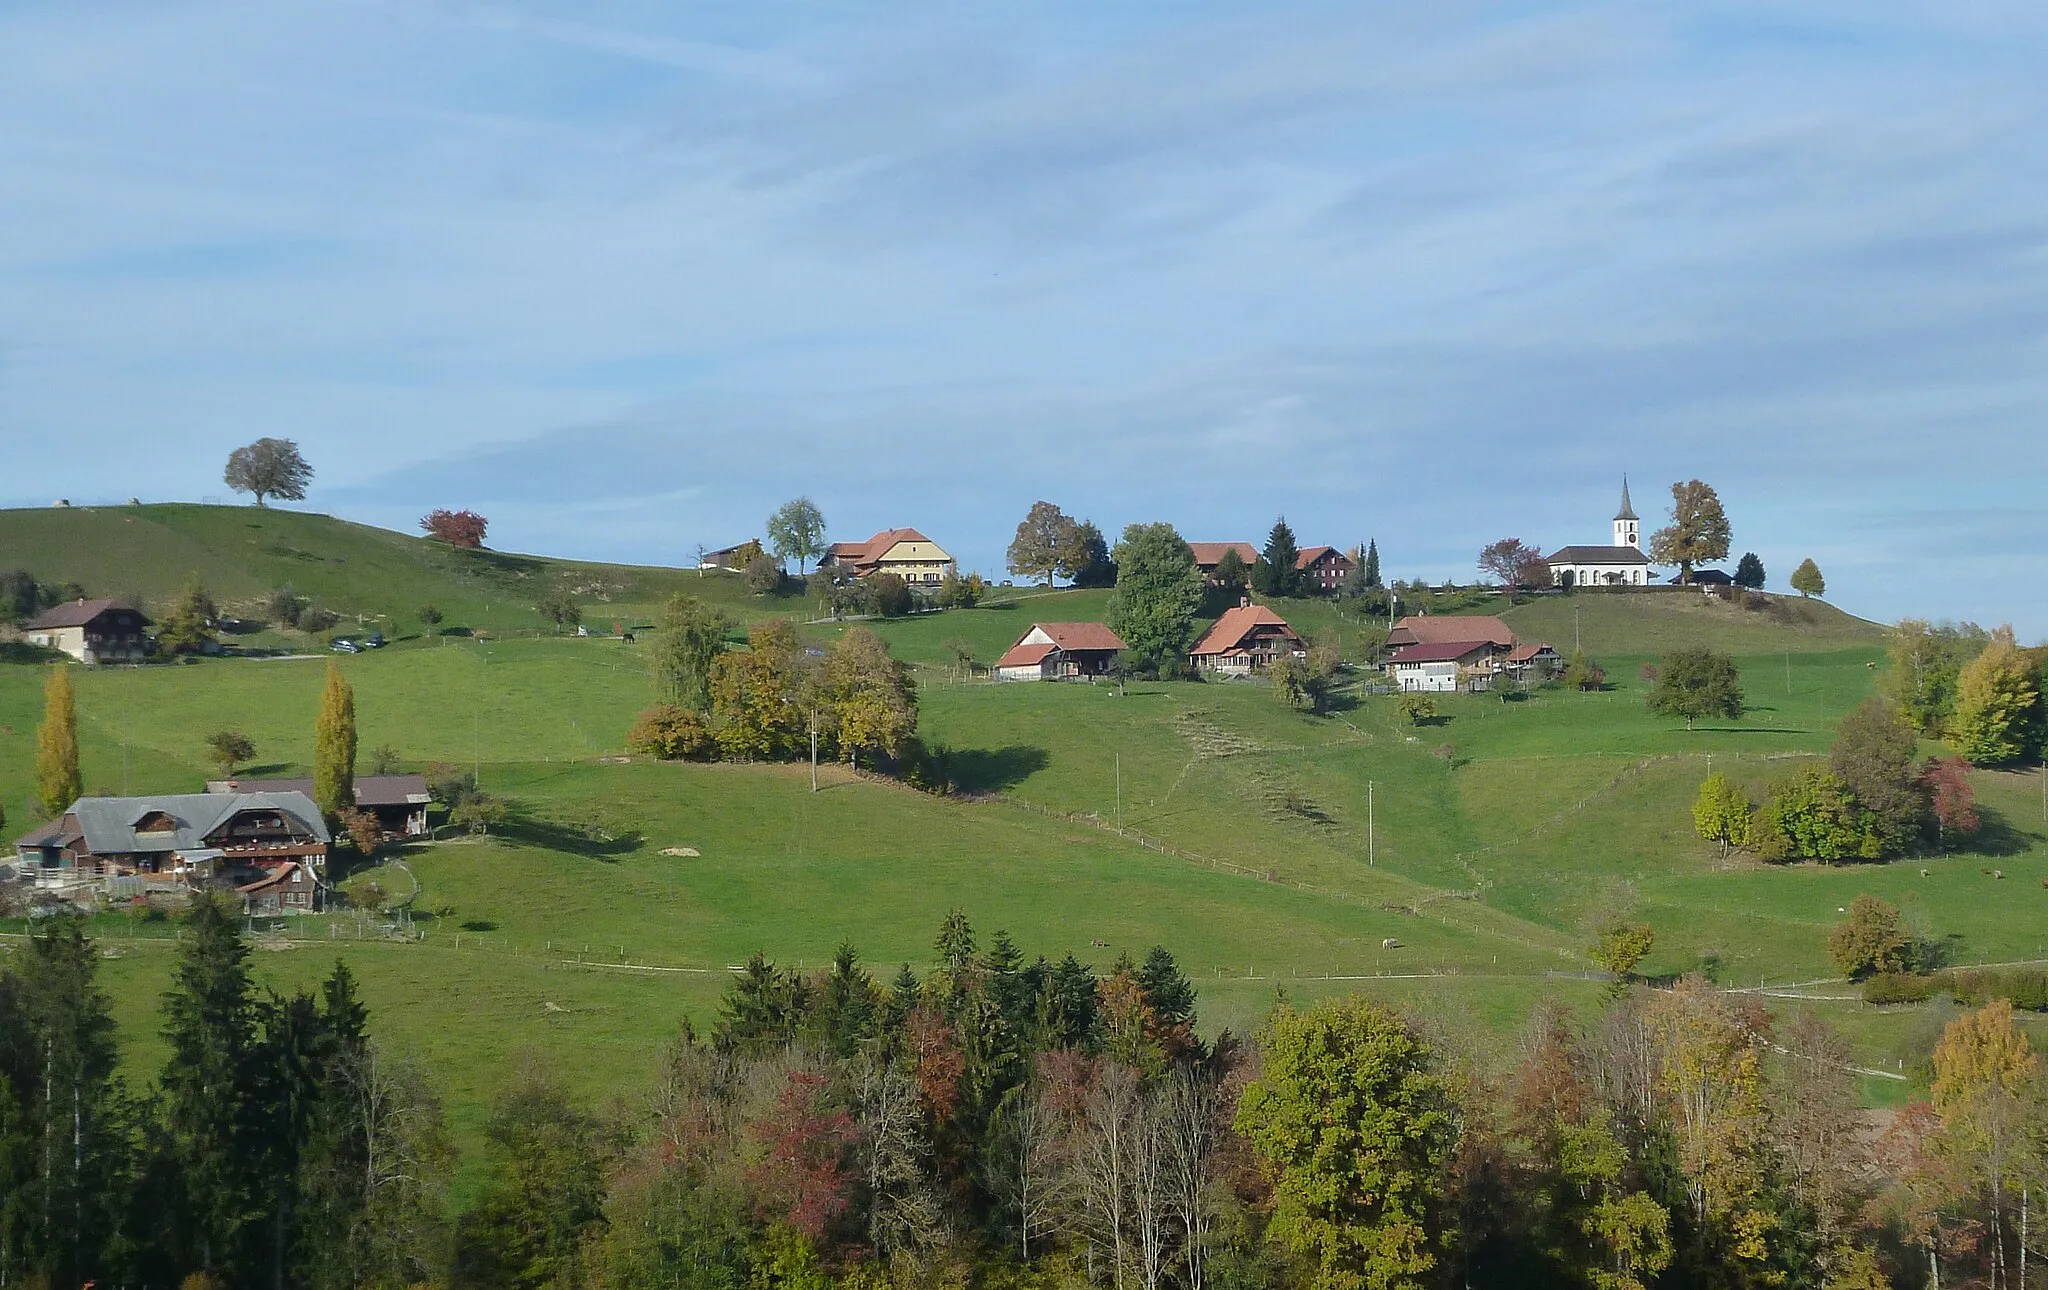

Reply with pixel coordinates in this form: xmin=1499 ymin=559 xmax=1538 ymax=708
xmin=0 ymin=502 xmax=765 ymax=639
xmin=4 ymin=511 xmax=2041 ymax=1157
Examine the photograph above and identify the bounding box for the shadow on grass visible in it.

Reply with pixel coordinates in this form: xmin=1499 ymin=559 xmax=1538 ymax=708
xmin=947 ymin=745 xmax=1052 ymax=794
xmin=238 ymin=762 xmax=297 ymax=777
xmin=1953 ymin=806 xmax=2039 ymax=858
xmin=495 ymin=806 xmax=643 ymax=861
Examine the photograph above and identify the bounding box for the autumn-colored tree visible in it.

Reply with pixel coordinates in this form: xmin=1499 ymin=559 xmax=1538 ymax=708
xmin=1008 ymin=501 xmax=1081 ymax=588
xmin=1477 ymin=538 xmax=1543 ymax=593
xmin=709 ymin=619 xmax=805 ymax=760
xmin=419 ymin=508 xmax=488 ymax=548
xmin=1826 ymin=895 xmax=1913 ymax=979
xmin=1235 ymin=997 xmax=1457 ymax=1290
xmin=313 ymin=659 xmax=357 ymax=818
xmin=1930 ymin=1001 xmax=2041 ymax=1289
xmin=1691 ymin=772 xmax=1754 ymax=856
xmin=35 ymin=664 xmax=82 ymax=816
xmin=1789 ymin=558 xmax=1825 ymax=599
xmin=1647 ymin=480 xmax=1732 ymax=580
xmin=626 ymin=704 xmax=716 ymax=760
xmin=749 ymin=1069 xmax=860 ymax=1241
xmin=1951 ymin=626 xmax=2040 ymax=765
xmin=1884 ymin=618 xmax=1988 ymax=733
xmin=1919 ymin=756 xmax=1979 ymax=847
xmin=824 ymin=627 xmax=917 ymax=768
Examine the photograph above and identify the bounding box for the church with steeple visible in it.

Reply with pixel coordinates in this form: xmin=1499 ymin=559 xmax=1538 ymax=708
xmin=1545 ymin=479 xmax=1655 ymax=588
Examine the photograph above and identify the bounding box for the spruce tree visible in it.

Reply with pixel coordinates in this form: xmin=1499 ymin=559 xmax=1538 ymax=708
xmin=312 ymin=661 xmax=357 ymax=819
xmin=158 ymin=896 xmax=267 ymax=1280
xmin=1363 ymin=538 xmax=1382 ymax=588
xmin=34 ymin=664 xmax=81 ymax=818
xmin=1253 ymin=517 xmax=1302 ymax=597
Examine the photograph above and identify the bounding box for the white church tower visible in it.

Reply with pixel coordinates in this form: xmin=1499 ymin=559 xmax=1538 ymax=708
xmin=1614 ymin=477 xmax=1640 ymax=549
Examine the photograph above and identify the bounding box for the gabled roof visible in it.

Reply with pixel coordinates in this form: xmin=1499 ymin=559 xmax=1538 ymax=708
xmin=1190 ymin=604 xmax=1303 ymax=656
xmin=995 ymin=642 xmax=1058 ymax=670
xmin=1033 ymin=622 xmax=1126 ymax=652
xmin=1546 ymin=544 xmax=1651 ymax=565
xmin=21 ymin=792 xmax=329 ymax=856
xmin=826 ymin=528 xmax=944 ymax=568
xmin=1506 ymin=642 xmax=1558 ymax=663
xmin=1295 ymin=545 xmax=1351 ymax=570
xmin=1389 ymin=615 xmax=1515 ymax=648
xmin=24 ymin=598 xmax=150 ymax=630
xmin=1389 ymin=640 xmax=1498 ymax=665
xmin=209 ymin=774 xmax=432 ymax=808
xmin=1188 ymin=542 xmax=1257 ymax=568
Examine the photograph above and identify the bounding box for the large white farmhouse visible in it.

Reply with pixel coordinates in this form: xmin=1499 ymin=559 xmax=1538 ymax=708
xmin=1547 ymin=481 xmax=1655 ymax=588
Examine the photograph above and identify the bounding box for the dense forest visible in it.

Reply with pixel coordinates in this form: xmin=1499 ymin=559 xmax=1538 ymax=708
xmin=2 ymin=904 xmax=2043 ymax=1289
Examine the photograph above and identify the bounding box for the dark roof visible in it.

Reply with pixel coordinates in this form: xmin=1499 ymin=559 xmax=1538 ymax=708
xmin=1506 ymin=642 xmax=1558 ymax=663
xmin=1390 ymin=640 xmax=1499 ymax=665
xmin=1546 ymin=544 xmax=1651 ymax=565
xmin=17 ymin=792 xmax=328 ymax=855
xmin=24 ymin=597 xmax=149 ymax=630
xmin=208 ymin=774 xmax=432 ymax=808
xmin=1615 ymin=477 xmax=1638 ymax=522
xmin=1672 ymin=569 xmax=1733 ymax=585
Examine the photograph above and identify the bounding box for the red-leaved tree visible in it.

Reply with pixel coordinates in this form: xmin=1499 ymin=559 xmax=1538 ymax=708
xmin=1920 ymin=756 xmax=1979 ymax=845
xmin=748 ymin=1070 xmax=860 ymax=1241
xmin=420 ymin=508 xmax=489 ymax=549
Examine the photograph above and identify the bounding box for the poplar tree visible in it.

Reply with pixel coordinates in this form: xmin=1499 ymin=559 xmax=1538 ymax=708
xmin=34 ymin=664 xmax=81 ymax=817
xmin=313 ymin=661 xmax=357 ymax=818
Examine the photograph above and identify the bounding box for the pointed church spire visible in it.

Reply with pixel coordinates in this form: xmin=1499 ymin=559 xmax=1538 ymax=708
xmin=1614 ymin=475 xmax=1638 ymax=522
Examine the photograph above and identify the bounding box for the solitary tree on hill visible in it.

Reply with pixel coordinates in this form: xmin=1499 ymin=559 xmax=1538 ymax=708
xmin=36 ymin=664 xmax=82 ymax=816
xmin=205 ymin=730 xmax=257 ymax=777
xmin=1646 ymin=648 xmax=1744 ymax=731
xmin=766 ymin=497 xmax=827 ymax=574
xmin=1790 ymin=558 xmax=1826 ymax=599
xmin=1648 ymin=480 xmax=1731 ymax=580
xmin=420 ymin=509 xmax=489 ymax=549
xmin=1252 ymin=517 xmax=1302 ymax=598
xmin=223 ymin=437 xmax=313 ymax=507
xmin=1477 ymin=538 xmax=1544 ymax=600
xmin=1060 ymin=519 xmax=1114 ymax=587
xmin=1733 ymin=552 xmax=1766 ymax=590
xmin=1361 ymin=538 xmax=1381 ymax=589
xmin=314 ymin=660 xmax=357 ymax=817
xmin=1007 ymin=501 xmax=1079 ymax=588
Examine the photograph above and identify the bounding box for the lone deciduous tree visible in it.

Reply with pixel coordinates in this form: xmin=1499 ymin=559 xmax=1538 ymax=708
xmin=1106 ymin=523 xmax=1203 ymax=676
xmin=766 ymin=497 xmax=827 ymax=574
xmin=1008 ymin=501 xmax=1080 ymax=588
xmin=1790 ymin=558 xmax=1826 ymax=599
xmin=419 ymin=509 xmax=488 ymax=548
xmin=205 ymin=729 xmax=256 ymax=776
xmin=1646 ymin=648 xmax=1744 ymax=731
xmin=1648 ymin=480 xmax=1732 ymax=580
xmin=223 ymin=437 xmax=313 ymax=507
xmin=314 ymin=660 xmax=357 ymax=818
xmin=35 ymin=664 xmax=81 ymax=816
xmin=1951 ymin=626 xmax=2039 ymax=765
xmin=650 ymin=594 xmax=731 ymax=711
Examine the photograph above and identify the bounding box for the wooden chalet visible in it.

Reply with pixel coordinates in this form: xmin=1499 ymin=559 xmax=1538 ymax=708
xmin=1189 ymin=604 xmax=1307 ymax=674
xmin=1295 ymin=546 xmax=1355 ymax=594
xmin=13 ymin=791 xmax=328 ymax=912
xmin=993 ymin=622 xmax=1128 ymax=681
xmin=22 ymin=597 xmax=152 ymax=664
xmin=207 ymin=773 xmax=434 ymax=838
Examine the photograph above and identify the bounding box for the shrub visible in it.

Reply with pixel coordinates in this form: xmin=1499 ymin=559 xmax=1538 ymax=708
xmin=1756 ymin=767 xmax=1879 ymax=863
xmin=1827 ymin=894 xmax=1913 ymax=979
xmin=298 ymin=603 xmax=339 ymax=633
xmin=627 ymin=704 xmax=717 ymax=761
xmin=266 ymin=585 xmax=304 ymax=628
xmin=1861 ymin=973 xmax=1934 ymax=1006
xmin=872 ymin=572 xmax=913 ymax=618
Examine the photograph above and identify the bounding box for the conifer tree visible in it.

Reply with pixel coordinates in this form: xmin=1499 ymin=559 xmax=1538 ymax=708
xmin=158 ymin=896 xmax=266 ymax=1280
xmin=313 ymin=661 xmax=357 ymax=818
xmin=1253 ymin=516 xmax=1303 ymax=597
xmin=1363 ymin=538 xmax=1381 ymax=588
xmin=34 ymin=664 xmax=81 ymax=818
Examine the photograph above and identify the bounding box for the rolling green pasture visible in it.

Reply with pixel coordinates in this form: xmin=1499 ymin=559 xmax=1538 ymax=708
xmin=4 ymin=573 xmax=2045 ymax=1153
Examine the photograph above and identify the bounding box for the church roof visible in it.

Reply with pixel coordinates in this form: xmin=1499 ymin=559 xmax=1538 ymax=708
xmin=1615 ymin=477 xmax=1639 ymax=522
xmin=1547 ymin=544 xmax=1651 ymax=565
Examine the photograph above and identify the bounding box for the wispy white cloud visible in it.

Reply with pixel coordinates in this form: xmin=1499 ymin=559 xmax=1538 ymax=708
xmin=0 ymin=1 xmax=2043 ymax=634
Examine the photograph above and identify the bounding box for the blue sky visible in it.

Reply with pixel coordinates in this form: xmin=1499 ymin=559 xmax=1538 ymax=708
xmin=2 ymin=1 xmax=2044 ymax=636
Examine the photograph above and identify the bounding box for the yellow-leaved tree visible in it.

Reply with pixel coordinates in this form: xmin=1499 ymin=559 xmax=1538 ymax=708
xmin=35 ymin=663 xmax=82 ymax=816
xmin=312 ymin=659 xmax=357 ymax=818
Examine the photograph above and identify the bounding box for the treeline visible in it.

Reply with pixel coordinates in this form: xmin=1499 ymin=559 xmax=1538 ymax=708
xmin=1886 ymin=621 xmax=2047 ymax=767
xmin=8 ymin=907 xmax=2048 ymax=1288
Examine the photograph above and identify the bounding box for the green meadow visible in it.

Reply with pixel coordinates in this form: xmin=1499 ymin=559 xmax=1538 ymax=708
xmin=4 ymin=505 xmax=2046 ymax=1152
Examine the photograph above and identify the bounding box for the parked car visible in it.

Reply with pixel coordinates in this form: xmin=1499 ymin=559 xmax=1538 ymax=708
xmin=365 ymin=631 xmax=386 ymax=648
xmin=329 ymin=637 xmax=361 ymax=654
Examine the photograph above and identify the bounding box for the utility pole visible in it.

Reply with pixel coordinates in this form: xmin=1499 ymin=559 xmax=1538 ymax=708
xmin=1115 ymin=755 xmax=1122 ymax=830
xmin=1367 ymin=780 xmax=1375 ymax=866
xmin=1574 ymin=607 xmax=1581 ymax=655
xmin=810 ymin=727 xmax=820 ymax=793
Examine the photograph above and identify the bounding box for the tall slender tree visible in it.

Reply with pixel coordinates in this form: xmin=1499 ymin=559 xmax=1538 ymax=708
xmin=313 ymin=661 xmax=357 ymax=819
xmin=34 ymin=665 xmax=81 ymax=818
xmin=1362 ymin=538 xmax=1382 ymax=588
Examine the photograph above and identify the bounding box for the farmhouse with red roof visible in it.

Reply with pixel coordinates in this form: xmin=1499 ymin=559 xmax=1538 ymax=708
xmin=994 ymin=622 xmax=1129 ymax=681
